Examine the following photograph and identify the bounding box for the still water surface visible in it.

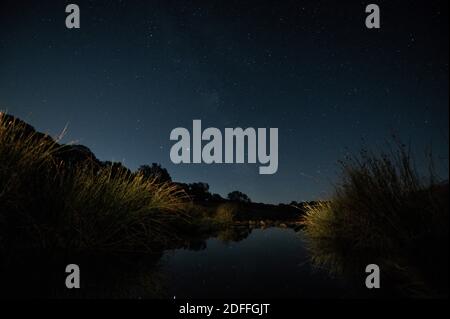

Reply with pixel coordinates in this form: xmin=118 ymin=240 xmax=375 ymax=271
xmin=161 ymin=227 xmax=347 ymax=298
xmin=2 ymin=227 xmax=350 ymax=298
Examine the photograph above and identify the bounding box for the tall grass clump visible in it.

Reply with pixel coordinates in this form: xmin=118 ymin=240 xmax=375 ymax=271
xmin=302 ymin=145 xmax=448 ymax=297
xmin=214 ymin=203 xmax=237 ymax=225
xmin=61 ymin=168 xmax=187 ymax=252
xmin=0 ymin=112 xmax=187 ymax=254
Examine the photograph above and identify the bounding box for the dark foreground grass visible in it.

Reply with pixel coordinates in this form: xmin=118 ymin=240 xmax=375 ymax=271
xmin=302 ymin=146 xmax=449 ymax=297
xmin=0 ymin=112 xmax=188 ymax=254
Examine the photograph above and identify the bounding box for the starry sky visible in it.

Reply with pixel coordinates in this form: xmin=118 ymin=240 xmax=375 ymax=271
xmin=0 ymin=0 xmax=448 ymax=203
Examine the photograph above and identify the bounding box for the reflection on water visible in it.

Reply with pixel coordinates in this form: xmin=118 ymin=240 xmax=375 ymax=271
xmin=1 ymin=227 xmax=348 ymax=298
xmin=161 ymin=227 xmax=347 ymax=298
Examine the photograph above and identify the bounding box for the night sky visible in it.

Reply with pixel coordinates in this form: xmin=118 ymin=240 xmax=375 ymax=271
xmin=0 ymin=0 xmax=448 ymax=203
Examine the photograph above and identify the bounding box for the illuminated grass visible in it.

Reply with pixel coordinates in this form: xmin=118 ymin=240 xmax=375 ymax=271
xmin=0 ymin=112 xmax=187 ymax=253
xmin=302 ymin=145 xmax=449 ymax=297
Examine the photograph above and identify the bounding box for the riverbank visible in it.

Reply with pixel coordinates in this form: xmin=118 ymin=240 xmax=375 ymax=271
xmin=302 ymin=147 xmax=449 ymax=298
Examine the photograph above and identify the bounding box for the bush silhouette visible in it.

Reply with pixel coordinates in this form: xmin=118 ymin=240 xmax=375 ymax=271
xmin=227 ymin=191 xmax=251 ymax=203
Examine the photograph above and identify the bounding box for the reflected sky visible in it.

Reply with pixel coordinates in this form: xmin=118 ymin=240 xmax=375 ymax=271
xmin=162 ymin=227 xmax=347 ymax=298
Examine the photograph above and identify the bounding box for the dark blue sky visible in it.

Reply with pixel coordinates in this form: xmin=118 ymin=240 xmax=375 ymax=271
xmin=0 ymin=0 xmax=448 ymax=203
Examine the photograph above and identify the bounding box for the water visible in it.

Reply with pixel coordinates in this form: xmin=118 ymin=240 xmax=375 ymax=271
xmin=161 ymin=227 xmax=346 ymax=298
xmin=0 ymin=227 xmax=348 ymax=298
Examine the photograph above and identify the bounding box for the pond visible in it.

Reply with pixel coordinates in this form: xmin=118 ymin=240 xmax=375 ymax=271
xmin=161 ymin=227 xmax=348 ymax=299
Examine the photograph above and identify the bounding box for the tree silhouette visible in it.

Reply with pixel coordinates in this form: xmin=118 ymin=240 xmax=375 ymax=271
xmin=187 ymin=182 xmax=211 ymax=201
xmin=227 ymin=191 xmax=251 ymax=203
xmin=138 ymin=163 xmax=172 ymax=183
xmin=210 ymin=193 xmax=224 ymax=202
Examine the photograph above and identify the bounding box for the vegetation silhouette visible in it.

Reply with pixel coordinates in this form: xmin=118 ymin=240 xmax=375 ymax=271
xmin=227 ymin=191 xmax=251 ymax=203
xmin=0 ymin=112 xmax=187 ymax=255
xmin=138 ymin=163 xmax=172 ymax=184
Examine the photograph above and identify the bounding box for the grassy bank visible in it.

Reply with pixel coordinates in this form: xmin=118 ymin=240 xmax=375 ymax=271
xmin=302 ymin=146 xmax=449 ymax=297
xmin=0 ymin=112 xmax=188 ymax=254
